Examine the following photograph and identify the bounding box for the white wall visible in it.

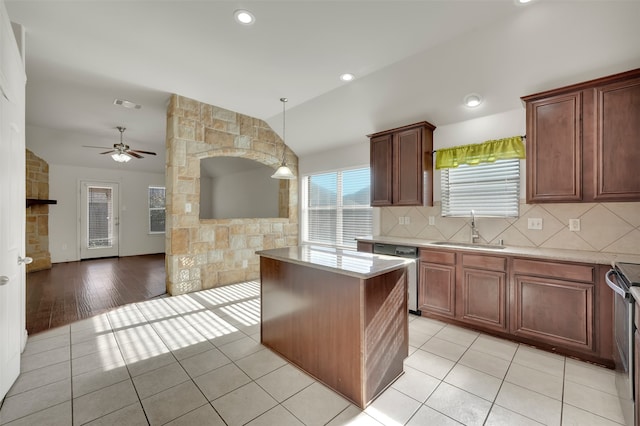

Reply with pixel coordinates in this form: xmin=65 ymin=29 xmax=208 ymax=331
xmin=48 ymin=164 xmax=165 ymax=262
xmin=433 ymin=107 xmax=526 ymax=201
xmin=299 ymin=142 xmax=369 ymax=175
xmin=209 ymin=167 xmax=280 ymax=219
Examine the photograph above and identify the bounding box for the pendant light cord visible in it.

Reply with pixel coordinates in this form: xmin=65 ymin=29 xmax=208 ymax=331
xmin=280 ymin=97 xmax=288 ymax=164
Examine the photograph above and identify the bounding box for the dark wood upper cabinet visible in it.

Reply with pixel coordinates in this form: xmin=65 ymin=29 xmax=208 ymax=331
xmin=525 ymin=92 xmax=582 ymax=202
xmin=368 ymin=121 xmax=435 ymax=207
xmin=594 ymin=77 xmax=640 ymax=200
xmin=370 ymin=134 xmax=393 ymax=206
xmin=522 ymin=68 xmax=640 ymax=203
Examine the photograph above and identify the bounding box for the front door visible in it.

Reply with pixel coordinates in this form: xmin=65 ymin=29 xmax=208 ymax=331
xmin=80 ymin=182 xmax=120 ymax=259
xmin=0 ymin=1 xmax=26 ymax=399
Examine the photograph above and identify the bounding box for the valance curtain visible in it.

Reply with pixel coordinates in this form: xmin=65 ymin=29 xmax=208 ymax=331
xmin=435 ymin=136 xmax=525 ymax=169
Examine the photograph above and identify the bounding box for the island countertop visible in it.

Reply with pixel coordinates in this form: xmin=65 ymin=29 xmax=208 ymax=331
xmin=256 ymin=245 xmax=413 ymax=279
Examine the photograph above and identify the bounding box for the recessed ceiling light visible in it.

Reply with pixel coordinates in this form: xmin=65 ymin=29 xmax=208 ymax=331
xmin=113 ymin=99 xmax=142 ymax=109
xmin=515 ymin=0 xmax=533 ymax=4
xmin=234 ymin=9 xmax=255 ymax=25
xmin=340 ymin=73 xmax=355 ymax=82
xmin=464 ymin=93 xmax=483 ymax=108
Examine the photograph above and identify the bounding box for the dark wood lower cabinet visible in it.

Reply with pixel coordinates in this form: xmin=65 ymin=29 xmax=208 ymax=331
xmin=459 ymin=268 xmax=507 ymax=332
xmin=511 ymin=275 xmax=594 ymax=351
xmin=419 ymin=262 xmax=455 ymax=318
xmin=414 ymin=247 xmax=612 ymax=365
xmin=356 ymin=241 xmax=374 ymax=253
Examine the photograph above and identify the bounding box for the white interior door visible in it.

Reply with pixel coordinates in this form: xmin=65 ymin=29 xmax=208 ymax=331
xmin=0 ymin=1 xmax=26 ymax=400
xmin=80 ymin=182 xmax=120 ymax=259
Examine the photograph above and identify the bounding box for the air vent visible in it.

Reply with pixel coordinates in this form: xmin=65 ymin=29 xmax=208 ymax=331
xmin=113 ymin=99 xmax=142 ymax=109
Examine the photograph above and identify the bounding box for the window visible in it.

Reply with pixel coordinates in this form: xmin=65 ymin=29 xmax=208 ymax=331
xmin=302 ymin=167 xmax=372 ymax=248
xmin=441 ymin=159 xmax=520 ymax=217
xmin=149 ymin=186 xmax=166 ymax=233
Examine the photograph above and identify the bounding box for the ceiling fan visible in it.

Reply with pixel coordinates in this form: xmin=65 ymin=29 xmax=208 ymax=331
xmin=84 ymin=126 xmax=157 ymax=163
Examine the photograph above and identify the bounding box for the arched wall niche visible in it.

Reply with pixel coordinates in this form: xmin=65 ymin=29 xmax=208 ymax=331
xmin=198 ymin=154 xmax=289 ymax=220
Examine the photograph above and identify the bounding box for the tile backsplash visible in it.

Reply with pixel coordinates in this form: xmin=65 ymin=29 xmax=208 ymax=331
xmin=380 ymin=201 xmax=640 ymax=255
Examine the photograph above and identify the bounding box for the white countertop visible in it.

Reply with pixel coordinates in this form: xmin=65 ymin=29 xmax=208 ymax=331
xmin=256 ymin=245 xmax=414 ymax=279
xmin=356 ymin=235 xmax=640 ymax=267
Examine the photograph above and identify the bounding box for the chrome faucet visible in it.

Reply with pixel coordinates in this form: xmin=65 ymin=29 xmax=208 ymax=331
xmin=470 ymin=210 xmax=479 ymax=243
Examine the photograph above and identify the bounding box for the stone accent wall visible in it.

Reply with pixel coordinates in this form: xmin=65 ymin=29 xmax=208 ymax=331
xmin=165 ymin=95 xmax=299 ymax=295
xmin=25 ymin=149 xmax=52 ymax=272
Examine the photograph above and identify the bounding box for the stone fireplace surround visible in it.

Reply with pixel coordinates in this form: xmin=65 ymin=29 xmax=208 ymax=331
xmin=165 ymin=95 xmax=298 ymax=295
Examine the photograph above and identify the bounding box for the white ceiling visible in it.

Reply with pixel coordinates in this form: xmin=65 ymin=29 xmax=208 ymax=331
xmin=6 ymin=0 xmax=640 ymax=174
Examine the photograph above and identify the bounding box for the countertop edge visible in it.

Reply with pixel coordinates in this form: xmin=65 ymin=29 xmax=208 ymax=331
xmin=356 ymin=236 xmax=640 ymax=267
xmin=257 ymin=248 xmax=414 ymax=280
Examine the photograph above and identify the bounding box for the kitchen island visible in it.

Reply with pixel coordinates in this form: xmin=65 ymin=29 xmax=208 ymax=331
xmin=257 ymin=245 xmax=412 ymax=409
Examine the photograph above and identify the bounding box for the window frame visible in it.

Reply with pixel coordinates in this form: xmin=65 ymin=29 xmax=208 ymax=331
xmin=148 ymin=186 xmax=166 ymax=234
xmin=301 ymin=165 xmax=372 ymax=249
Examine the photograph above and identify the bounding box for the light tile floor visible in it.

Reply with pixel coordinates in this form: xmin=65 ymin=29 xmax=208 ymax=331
xmin=0 ymin=280 xmax=630 ymax=425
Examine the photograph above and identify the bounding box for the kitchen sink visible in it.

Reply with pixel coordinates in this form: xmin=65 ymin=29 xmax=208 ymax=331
xmin=430 ymin=241 xmax=506 ymax=250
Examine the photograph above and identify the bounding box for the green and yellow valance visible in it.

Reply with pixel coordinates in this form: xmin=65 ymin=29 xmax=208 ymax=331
xmin=435 ymin=136 xmax=525 ymax=169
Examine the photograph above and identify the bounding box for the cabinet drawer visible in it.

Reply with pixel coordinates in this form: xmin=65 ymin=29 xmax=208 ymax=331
xmin=462 ymin=254 xmax=506 ymax=272
xmin=513 ymin=259 xmax=594 ymax=283
xmin=420 ymin=249 xmax=455 ymax=265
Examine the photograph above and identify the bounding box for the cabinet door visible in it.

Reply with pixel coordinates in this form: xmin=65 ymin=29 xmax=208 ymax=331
xmin=459 ymin=268 xmax=507 ymax=332
xmin=594 ymin=77 xmax=640 ymax=200
xmin=356 ymin=241 xmax=373 ymax=253
xmin=526 ymin=92 xmax=582 ymax=202
xmin=419 ymin=262 xmax=455 ymax=318
xmin=370 ymin=134 xmax=393 ymax=206
xmin=512 ymin=275 xmax=594 ymax=351
xmin=393 ymin=127 xmax=423 ymax=205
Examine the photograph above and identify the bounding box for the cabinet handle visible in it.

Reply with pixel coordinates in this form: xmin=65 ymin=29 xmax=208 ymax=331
xmin=0 ymin=276 xmax=8 ymax=286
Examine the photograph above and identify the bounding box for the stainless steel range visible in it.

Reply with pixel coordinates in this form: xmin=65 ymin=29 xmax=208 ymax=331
xmin=606 ymin=262 xmax=640 ymax=426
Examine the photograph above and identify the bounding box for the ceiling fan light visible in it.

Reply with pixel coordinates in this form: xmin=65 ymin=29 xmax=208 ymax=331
xmin=112 ymin=152 xmax=131 ymax=163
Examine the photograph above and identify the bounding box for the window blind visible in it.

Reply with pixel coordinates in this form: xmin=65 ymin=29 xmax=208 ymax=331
xmin=441 ymin=159 xmax=520 ymax=217
xmin=304 ymin=167 xmax=372 ymax=248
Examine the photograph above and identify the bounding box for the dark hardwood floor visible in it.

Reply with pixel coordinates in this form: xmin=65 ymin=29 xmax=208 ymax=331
xmin=26 ymin=254 xmax=166 ymax=335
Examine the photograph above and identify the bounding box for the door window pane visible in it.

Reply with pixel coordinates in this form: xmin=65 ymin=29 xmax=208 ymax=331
xmin=87 ymin=186 xmax=113 ymax=248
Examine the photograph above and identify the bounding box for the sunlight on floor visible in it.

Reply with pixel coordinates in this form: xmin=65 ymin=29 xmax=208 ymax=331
xmin=92 ymin=281 xmax=261 ymax=371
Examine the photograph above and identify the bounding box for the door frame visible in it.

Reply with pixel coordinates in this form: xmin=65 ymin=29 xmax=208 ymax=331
xmin=78 ymin=180 xmax=121 ymax=259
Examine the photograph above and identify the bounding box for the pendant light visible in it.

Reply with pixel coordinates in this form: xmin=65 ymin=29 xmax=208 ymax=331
xmin=271 ymin=97 xmax=296 ymax=180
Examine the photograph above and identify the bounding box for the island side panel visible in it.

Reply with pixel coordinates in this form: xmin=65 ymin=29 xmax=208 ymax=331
xmin=363 ymin=267 xmax=408 ymax=403
xmin=260 ymin=256 xmax=363 ymax=406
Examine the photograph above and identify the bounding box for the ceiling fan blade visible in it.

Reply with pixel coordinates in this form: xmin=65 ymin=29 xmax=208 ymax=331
xmin=100 ymin=150 xmax=116 ymax=155
xmin=83 ymin=145 xmax=112 ymax=149
xmin=129 ymin=149 xmax=157 ymax=155
xmin=126 ymin=151 xmax=143 ymax=159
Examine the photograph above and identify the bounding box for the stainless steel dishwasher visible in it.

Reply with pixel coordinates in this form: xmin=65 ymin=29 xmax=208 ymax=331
xmin=373 ymin=243 xmax=420 ymax=315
